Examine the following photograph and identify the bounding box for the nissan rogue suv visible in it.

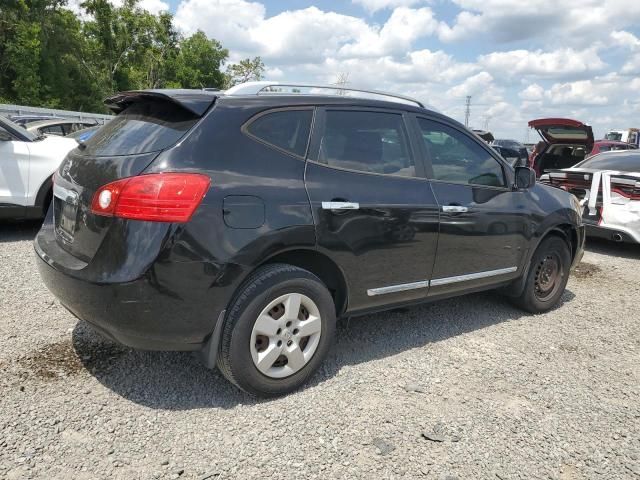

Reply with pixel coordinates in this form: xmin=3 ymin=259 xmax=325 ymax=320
xmin=35 ymin=82 xmax=585 ymax=396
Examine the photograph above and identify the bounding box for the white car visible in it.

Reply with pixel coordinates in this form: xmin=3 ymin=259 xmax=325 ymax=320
xmin=540 ymin=150 xmax=640 ymax=244
xmin=0 ymin=116 xmax=78 ymax=219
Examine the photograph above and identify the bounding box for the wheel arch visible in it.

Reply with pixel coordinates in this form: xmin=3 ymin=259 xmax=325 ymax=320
xmin=34 ymin=174 xmax=54 ymax=217
xmin=503 ymin=222 xmax=579 ymax=298
xmin=258 ymin=248 xmax=349 ymax=317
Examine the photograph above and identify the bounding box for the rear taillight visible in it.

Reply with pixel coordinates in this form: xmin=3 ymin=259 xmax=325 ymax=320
xmin=91 ymin=173 xmax=210 ymax=223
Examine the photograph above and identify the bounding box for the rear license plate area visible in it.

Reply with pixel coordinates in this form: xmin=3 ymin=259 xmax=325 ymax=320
xmin=53 ymin=185 xmax=79 ymax=243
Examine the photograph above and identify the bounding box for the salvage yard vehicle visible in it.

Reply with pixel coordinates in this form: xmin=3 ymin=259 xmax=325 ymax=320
xmin=540 ymin=150 xmax=640 ymax=244
xmin=35 ymin=82 xmax=585 ymax=396
xmin=528 ymin=118 xmax=594 ymax=176
xmin=604 ymin=128 xmax=639 ymax=148
xmin=588 ymin=139 xmax=637 ymax=157
xmin=24 ymin=119 xmax=98 ymax=138
xmin=0 ymin=115 xmax=78 ymax=219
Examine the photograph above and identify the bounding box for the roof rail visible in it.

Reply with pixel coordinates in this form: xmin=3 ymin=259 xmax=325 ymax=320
xmin=224 ymin=81 xmax=425 ymax=109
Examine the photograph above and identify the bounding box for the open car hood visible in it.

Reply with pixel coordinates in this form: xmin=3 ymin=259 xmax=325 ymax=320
xmin=529 ymin=118 xmax=593 ymax=146
xmin=529 ymin=118 xmax=594 ymax=146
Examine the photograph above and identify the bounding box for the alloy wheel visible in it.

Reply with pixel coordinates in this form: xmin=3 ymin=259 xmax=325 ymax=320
xmin=250 ymin=293 xmax=322 ymax=379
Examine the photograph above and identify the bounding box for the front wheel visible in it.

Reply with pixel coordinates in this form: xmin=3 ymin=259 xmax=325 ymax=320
xmin=511 ymin=236 xmax=571 ymax=313
xmin=217 ymin=264 xmax=336 ymax=397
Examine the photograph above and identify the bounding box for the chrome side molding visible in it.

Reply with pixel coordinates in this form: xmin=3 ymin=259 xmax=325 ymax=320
xmin=430 ymin=267 xmax=518 ymax=286
xmin=367 ymin=280 xmax=429 ymax=296
xmin=367 ymin=266 xmax=517 ymax=296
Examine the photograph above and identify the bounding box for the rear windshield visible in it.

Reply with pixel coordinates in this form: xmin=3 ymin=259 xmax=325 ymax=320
xmin=81 ymin=100 xmax=198 ymax=156
xmin=576 ymin=152 xmax=640 ymax=172
xmin=545 ymin=127 xmax=588 ymax=140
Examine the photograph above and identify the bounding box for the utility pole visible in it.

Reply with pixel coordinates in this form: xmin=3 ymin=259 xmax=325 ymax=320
xmin=483 ymin=115 xmax=492 ymax=130
xmin=333 ymin=72 xmax=350 ymax=96
xmin=464 ymin=96 xmax=471 ymax=128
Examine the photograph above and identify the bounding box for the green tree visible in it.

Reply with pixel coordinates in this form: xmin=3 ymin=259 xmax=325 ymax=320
xmin=0 ymin=0 xmax=252 ymax=111
xmin=170 ymin=31 xmax=228 ymax=89
xmin=224 ymin=56 xmax=265 ymax=88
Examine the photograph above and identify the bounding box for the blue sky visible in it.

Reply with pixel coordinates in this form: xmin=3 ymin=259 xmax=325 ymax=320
xmin=80 ymin=0 xmax=640 ymax=141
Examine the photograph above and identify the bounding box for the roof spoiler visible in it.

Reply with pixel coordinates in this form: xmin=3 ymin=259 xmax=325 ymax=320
xmin=104 ymin=89 xmax=218 ymax=116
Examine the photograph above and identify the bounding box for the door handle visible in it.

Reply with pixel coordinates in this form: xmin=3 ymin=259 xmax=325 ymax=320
xmin=442 ymin=205 xmax=468 ymax=213
xmin=321 ymin=201 xmax=360 ymax=211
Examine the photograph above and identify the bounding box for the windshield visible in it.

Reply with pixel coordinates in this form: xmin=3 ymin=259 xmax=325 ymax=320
xmin=575 ymin=151 xmax=640 ymax=172
xmin=80 ymin=100 xmax=199 ymax=156
xmin=0 ymin=115 xmax=37 ymax=141
xmin=605 ymin=132 xmax=623 ymax=141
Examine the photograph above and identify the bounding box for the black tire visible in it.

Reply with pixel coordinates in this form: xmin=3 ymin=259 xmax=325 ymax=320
xmin=217 ymin=263 xmax=336 ymax=397
xmin=511 ymin=235 xmax=571 ymax=313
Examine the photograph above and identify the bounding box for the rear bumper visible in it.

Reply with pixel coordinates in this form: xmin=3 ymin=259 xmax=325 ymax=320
xmin=585 ymin=224 xmax=640 ymax=244
xmin=34 ymin=224 xmax=234 ymax=351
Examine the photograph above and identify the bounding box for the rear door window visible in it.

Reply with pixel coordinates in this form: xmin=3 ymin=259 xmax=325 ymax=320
xmin=245 ymin=109 xmax=312 ymax=157
xmin=81 ymin=100 xmax=199 ymax=156
xmin=317 ymin=110 xmax=416 ymax=177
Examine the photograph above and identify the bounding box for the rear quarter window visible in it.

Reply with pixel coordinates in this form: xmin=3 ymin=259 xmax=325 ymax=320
xmin=245 ymin=109 xmax=313 ymax=158
xmin=81 ymin=100 xmax=198 ymax=156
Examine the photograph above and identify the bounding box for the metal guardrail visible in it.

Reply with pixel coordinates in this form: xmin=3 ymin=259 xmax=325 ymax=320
xmin=0 ymin=103 xmax=113 ymax=123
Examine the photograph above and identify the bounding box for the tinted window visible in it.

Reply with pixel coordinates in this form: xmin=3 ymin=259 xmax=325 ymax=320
xmin=576 ymin=151 xmax=640 ymax=172
xmin=82 ymin=100 xmax=198 ymax=156
xmin=42 ymin=125 xmax=65 ymax=136
xmin=246 ymin=109 xmax=312 ymax=157
xmin=418 ymin=118 xmax=505 ymax=187
xmin=318 ymin=110 xmax=415 ymax=177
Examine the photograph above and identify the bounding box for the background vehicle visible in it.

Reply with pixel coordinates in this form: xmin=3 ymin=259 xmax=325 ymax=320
xmin=35 ymin=83 xmax=584 ymax=397
xmin=588 ymin=139 xmax=638 ymax=157
xmin=9 ymin=114 xmax=64 ymax=127
xmin=491 ymin=139 xmax=529 ymax=167
xmin=25 ymin=119 xmax=98 ymax=137
xmin=0 ymin=116 xmax=77 ymax=219
xmin=528 ymin=118 xmax=594 ymax=176
xmin=604 ymin=128 xmax=639 ymax=147
xmin=67 ymin=125 xmax=101 ymax=142
xmin=540 ymin=150 xmax=640 ymax=244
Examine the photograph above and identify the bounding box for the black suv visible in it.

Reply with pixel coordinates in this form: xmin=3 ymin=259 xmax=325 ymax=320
xmin=35 ymin=83 xmax=585 ymax=396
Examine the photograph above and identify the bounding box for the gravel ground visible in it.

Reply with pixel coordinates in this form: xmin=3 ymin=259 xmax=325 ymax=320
xmin=1 ymin=221 xmax=639 ymax=480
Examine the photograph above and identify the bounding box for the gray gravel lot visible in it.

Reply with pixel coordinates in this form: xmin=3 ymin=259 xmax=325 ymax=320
xmin=1 ymin=221 xmax=639 ymax=479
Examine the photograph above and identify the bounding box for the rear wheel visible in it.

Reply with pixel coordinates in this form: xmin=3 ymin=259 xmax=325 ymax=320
xmin=217 ymin=264 xmax=336 ymax=397
xmin=512 ymin=236 xmax=571 ymax=313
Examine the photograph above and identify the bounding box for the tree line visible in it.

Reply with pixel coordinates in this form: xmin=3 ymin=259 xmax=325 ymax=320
xmin=0 ymin=0 xmax=265 ymax=113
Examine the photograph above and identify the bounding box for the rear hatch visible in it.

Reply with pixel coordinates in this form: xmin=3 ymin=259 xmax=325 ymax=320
xmin=52 ymin=90 xmax=216 ymax=262
xmin=528 ymin=118 xmax=594 ymax=146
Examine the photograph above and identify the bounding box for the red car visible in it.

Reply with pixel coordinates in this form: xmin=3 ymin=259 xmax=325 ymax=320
xmin=528 ymin=118 xmax=594 ymax=177
xmin=587 ymin=139 xmax=638 ymax=157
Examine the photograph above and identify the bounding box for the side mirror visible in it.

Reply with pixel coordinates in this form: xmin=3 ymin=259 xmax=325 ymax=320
xmin=0 ymin=130 xmax=13 ymax=142
xmin=515 ymin=166 xmax=536 ymax=189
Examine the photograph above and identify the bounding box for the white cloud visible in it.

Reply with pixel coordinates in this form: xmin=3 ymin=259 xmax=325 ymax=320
xmin=351 ymin=0 xmax=425 ymax=13
xmin=546 ymin=80 xmax=609 ymax=106
xmin=438 ymin=0 xmax=640 ymax=46
xmin=480 ymin=47 xmax=606 ymax=79
xmin=338 ymin=7 xmax=439 ymax=58
xmin=610 ymin=30 xmax=640 ymax=50
xmin=174 ymin=0 xmax=265 ymax=52
xmin=138 ymin=0 xmax=170 ymax=14
xmin=519 ymin=84 xmax=544 ymax=101
xmin=65 ymin=0 xmax=169 ymax=17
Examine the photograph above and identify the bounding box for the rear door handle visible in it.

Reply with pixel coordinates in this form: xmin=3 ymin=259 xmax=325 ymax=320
xmin=442 ymin=205 xmax=468 ymax=213
xmin=322 ymin=201 xmax=360 ymax=210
